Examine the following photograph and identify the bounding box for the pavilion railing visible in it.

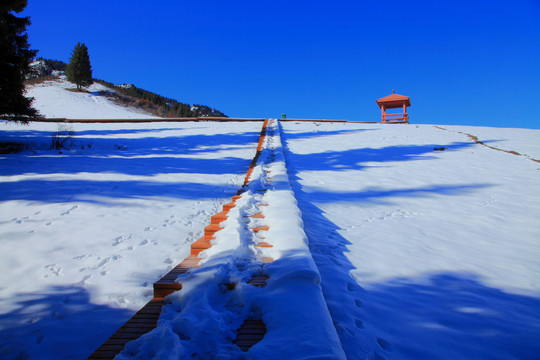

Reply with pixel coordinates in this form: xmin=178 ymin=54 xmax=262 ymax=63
xmin=382 ymin=113 xmax=409 ymax=123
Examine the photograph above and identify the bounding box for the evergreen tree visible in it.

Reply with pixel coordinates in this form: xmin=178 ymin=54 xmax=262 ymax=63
xmin=66 ymin=42 xmax=93 ymax=91
xmin=0 ymin=0 xmax=40 ymax=122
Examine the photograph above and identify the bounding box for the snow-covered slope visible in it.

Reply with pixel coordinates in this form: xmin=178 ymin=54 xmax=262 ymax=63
xmin=26 ymin=77 xmax=159 ymax=119
xmin=1 ymin=89 xmax=539 ymax=360
xmin=281 ymin=121 xmax=540 ymax=359
xmin=0 ymin=120 xmax=262 ymax=359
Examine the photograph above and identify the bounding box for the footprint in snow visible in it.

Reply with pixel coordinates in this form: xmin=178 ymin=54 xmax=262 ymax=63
xmin=376 ymin=337 xmax=393 ymax=352
xmin=77 ymin=275 xmax=91 ymax=286
xmin=112 ymin=236 xmax=125 ymax=246
xmin=61 ymin=205 xmax=78 ymax=216
xmin=44 ymin=264 xmax=63 ymax=277
xmin=354 ymin=319 xmax=364 ymax=329
xmin=139 ymin=239 xmax=149 ymax=246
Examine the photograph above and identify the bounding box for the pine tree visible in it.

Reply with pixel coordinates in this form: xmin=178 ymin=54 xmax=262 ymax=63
xmin=0 ymin=0 xmax=40 ymax=123
xmin=66 ymin=42 xmax=93 ymax=91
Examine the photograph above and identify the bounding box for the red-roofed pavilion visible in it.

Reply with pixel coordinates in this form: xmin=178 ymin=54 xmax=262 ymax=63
xmin=376 ymin=90 xmax=411 ymax=123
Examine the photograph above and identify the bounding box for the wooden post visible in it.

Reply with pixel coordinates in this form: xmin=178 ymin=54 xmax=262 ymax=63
xmin=403 ymin=103 xmax=407 ymax=121
xmin=381 ymin=106 xmax=386 ymax=123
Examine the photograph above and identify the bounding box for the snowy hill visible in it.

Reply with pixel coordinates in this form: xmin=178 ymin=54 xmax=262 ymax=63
xmin=0 ymin=90 xmax=539 ymax=359
xmin=25 ymin=77 xmax=160 ymax=119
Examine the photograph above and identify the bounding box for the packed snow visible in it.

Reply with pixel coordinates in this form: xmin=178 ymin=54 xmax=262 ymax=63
xmin=1 ymin=81 xmax=539 ymax=359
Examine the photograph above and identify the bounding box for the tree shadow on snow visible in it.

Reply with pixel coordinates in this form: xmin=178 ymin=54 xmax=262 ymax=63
xmin=278 ymin=124 xmax=538 ymax=359
xmin=0 ymin=179 xmax=241 ymax=204
xmin=360 ymin=273 xmax=540 ymax=360
xmin=286 ymin=141 xmax=479 ymax=173
xmin=278 ymin=127 xmax=375 ymax=141
xmin=0 ymin=128 xmax=261 ymax=175
xmin=0 ymin=126 xmax=262 ymax=203
xmin=0 ymin=285 xmax=134 ymax=360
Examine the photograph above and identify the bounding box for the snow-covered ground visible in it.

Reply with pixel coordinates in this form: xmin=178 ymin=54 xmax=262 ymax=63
xmin=0 ymin=120 xmax=262 ymax=359
xmin=1 ymin=81 xmax=539 ymax=359
xmin=281 ymin=121 xmax=540 ymax=359
xmin=26 ymin=77 xmax=158 ymax=119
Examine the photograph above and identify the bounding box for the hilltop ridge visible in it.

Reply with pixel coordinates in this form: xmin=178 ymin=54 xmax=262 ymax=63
xmin=26 ymin=58 xmax=227 ymax=119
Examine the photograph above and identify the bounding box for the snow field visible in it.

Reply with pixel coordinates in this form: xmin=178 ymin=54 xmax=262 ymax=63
xmin=117 ymin=119 xmax=346 ymax=359
xmin=280 ymin=121 xmax=540 ymax=359
xmin=2 ymin=78 xmax=540 ymax=360
xmin=0 ymin=121 xmax=262 ymax=359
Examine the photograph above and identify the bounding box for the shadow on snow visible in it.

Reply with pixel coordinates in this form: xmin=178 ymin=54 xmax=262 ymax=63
xmin=0 ymin=285 xmax=134 ymax=360
xmin=278 ymin=123 xmax=539 ymax=360
xmin=0 ymin=127 xmax=262 ymax=203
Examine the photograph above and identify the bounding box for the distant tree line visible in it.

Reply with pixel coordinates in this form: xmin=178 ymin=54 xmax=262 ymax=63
xmin=27 ymin=57 xmax=67 ymax=78
xmin=94 ymin=79 xmax=227 ymax=118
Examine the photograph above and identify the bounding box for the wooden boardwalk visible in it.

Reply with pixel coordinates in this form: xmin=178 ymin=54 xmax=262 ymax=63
xmin=88 ymin=120 xmax=270 ymax=359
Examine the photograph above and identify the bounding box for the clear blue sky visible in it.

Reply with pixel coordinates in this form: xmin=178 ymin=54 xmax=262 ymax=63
xmin=23 ymin=0 xmax=540 ymax=128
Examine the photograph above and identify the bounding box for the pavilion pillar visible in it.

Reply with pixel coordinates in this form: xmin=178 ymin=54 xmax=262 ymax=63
xmin=403 ymin=103 xmax=407 ymax=121
xmin=381 ymin=106 xmax=386 ymax=123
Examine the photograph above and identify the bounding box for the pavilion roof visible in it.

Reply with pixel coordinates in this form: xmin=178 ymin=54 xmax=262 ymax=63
xmin=376 ymin=92 xmax=411 ymax=108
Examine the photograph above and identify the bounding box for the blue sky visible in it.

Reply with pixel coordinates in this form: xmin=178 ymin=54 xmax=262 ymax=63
xmin=23 ymin=0 xmax=540 ymax=128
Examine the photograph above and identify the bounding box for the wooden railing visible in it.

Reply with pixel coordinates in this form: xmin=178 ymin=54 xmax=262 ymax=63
xmin=382 ymin=113 xmax=409 ymax=123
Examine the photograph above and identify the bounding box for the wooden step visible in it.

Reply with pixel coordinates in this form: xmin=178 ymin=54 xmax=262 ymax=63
xmin=254 ymin=242 xmax=273 ymax=248
xmin=252 ymin=226 xmax=269 ymax=233
xmin=233 ymin=319 xmax=267 ymax=352
xmin=204 ymin=223 xmax=222 ymax=237
xmin=211 ymin=211 xmax=228 ymax=224
xmin=248 ymin=274 xmax=269 ymax=288
xmin=223 ymin=202 xmax=236 ymax=211
xmin=153 ymin=281 xmax=182 ymax=299
xmin=87 ymin=299 xmax=165 ymax=359
xmin=191 ymin=238 xmax=212 ymax=256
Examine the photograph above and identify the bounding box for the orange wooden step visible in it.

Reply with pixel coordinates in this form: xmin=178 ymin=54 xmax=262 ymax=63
xmin=252 ymin=226 xmax=269 ymax=233
xmin=223 ymin=202 xmax=236 ymax=211
xmin=153 ymin=281 xmax=182 ymax=299
xmin=255 ymin=242 xmax=273 ymax=248
xmin=191 ymin=238 xmax=212 ymax=256
xmin=251 ymin=212 xmax=264 ymax=219
xmin=204 ymin=223 xmax=222 ymax=237
xmin=211 ymin=211 xmax=228 ymax=224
